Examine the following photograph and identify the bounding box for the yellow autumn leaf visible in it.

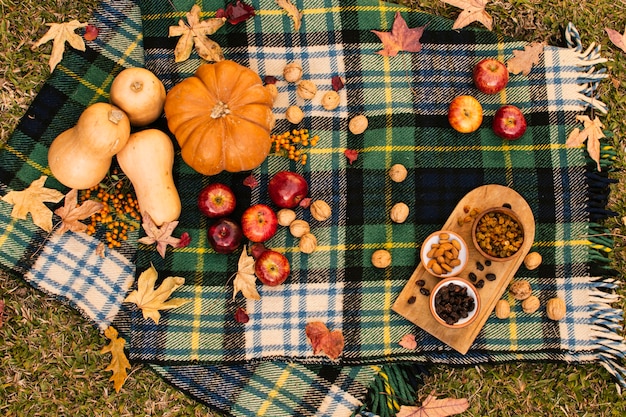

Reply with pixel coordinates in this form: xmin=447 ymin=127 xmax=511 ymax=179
xmin=442 ymin=0 xmax=492 ymax=31
xmin=168 ymin=4 xmax=226 ymax=63
xmin=276 ymin=0 xmax=303 ymax=31
xmin=566 ymin=115 xmax=605 ymax=171
xmin=32 ymin=20 xmax=87 ymax=72
xmin=507 ymin=42 xmax=545 ymax=76
xmin=100 ymin=326 xmax=131 ymax=393
xmin=124 ymin=264 xmax=190 ymax=324
xmin=1 ymin=175 xmax=64 ymax=232
xmin=233 ymin=246 xmax=261 ymax=300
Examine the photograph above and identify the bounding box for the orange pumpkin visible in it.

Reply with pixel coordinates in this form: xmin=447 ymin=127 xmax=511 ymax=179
xmin=164 ymin=60 xmax=275 ymax=176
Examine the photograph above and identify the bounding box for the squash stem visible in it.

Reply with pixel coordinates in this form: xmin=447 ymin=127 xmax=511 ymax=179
xmin=211 ymin=101 xmax=231 ymax=118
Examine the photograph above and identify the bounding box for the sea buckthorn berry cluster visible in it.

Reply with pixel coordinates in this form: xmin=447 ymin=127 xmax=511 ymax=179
xmin=271 ymin=129 xmax=319 ymax=165
xmin=80 ymin=169 xmax=141 ymax=248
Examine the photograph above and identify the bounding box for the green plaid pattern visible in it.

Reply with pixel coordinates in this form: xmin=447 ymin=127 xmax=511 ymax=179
xmin=1 ymin=0 xmax=624 ymax=415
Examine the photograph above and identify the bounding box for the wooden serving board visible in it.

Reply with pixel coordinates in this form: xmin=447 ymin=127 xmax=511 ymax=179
xmin=392 ymin=184 xmax=535 ymax=354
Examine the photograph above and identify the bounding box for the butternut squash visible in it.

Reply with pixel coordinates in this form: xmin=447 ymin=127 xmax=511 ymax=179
xmin=116 ymin=129 xmax=181 ymax=225
xmin=48 ymin=102 xmax=131 ymax=190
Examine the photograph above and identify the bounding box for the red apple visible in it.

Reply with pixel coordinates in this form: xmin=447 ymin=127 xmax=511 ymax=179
xmin=448 ymin=95 xmax=483 ymax=133
xmin=473 ymin=58 xmax=509 ymax=95
xmin=207 ymin=218 xmax=242 ymax=254
xmin=241 ymin=204 xmax=278 ymax=242
xmin=268 ymin=171 xmax=309 ymax=209
xmin=254 ymin=249 xmax=290 ymax=286
xmin=198 ymin=183 xmax=236 ymax=218
xmin=492 ymin=105 xmax=527 ymax=140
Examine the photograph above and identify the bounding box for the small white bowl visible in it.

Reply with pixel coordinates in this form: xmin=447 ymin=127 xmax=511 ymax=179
xmin=420 ymin=230 xmax=469 ymax=278
xmin=429 ymin=278 xmax=480 ymax=328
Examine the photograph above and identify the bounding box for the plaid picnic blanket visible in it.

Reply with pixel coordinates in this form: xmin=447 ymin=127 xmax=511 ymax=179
xmin=1 ymin=0 xmax=625 ymax=415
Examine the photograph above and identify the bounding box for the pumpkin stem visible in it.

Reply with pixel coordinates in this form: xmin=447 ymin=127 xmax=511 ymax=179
xmin=211 ymin=101 xmax=231 ymax=118
xmin=108 ymin=108 xmax=126 ymax=125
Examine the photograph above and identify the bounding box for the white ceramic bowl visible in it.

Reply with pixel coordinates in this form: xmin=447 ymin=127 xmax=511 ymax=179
xmin=429 ymin=278 xmax=480 ymax=328
xmin=420 ymin=230 xmax=469 ymax=278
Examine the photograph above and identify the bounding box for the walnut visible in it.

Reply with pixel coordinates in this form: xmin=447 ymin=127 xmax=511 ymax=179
xmin=277 ymin=209 xmax=297 ymax=226
xmin=296 ymin=80 xmax=317 ymax=100
xmin=286 ymin=105 xmax=304 ymax=124
xmin=494 ymin=299 xmax=511 ymax=319
xmin=523 ymin=252 xmax=542 ymax=270
xmin=265 ymin=84 xmax=279 ymax=102
xmin=390 ymin=202 xmax=409 ymax=223
xmin=546 ymin=297 xmax=566 ymax=320
xmin=521 ymin=295 xmax=540 ymax=314
xmin=348 ymin=115 xmax=368 ymax=135
xmin=509 ymin=279 xmax=532 ymax=300
xmin=299 ymin=232 xmax=317 ymax=254
xmin=371 ymin=249 xmax=392 ymax=268
xmin=321 ymin=91 xmax=340 ymax=110
xmin=289 ymin=219 xmax=310 ymax=238
xmin=388 ymin=164 xmax=408 ymax=182
xmin=310 ymin=200 xmax=331 ymax=221
xmin=283 ymin=62 xmax=302 ymax=83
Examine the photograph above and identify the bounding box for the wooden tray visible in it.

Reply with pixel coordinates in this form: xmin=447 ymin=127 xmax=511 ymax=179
xmin=392 ymin=184 xmax=535 ymax=354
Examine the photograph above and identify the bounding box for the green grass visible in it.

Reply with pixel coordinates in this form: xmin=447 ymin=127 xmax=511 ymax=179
xmin=1 ymin=0 xmax=626 ymax=416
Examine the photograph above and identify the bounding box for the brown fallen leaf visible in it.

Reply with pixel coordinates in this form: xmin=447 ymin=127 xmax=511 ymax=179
xmin=276 ymin=0 xmax=303 ymax=31
xmin=507 ymin=42 xmax=545 ymax=76
xmin=1 ymin=176 xmax=64 ymax=232
xmin=305 ymin=321 xmax=344 ymax=360
xmin=32 ymin=20 xmax=88 ymax=72
xmin=396 ymin=391 xmax=470 ymax=417
xmin=371 ymin=12 xmax=427 ymax=57
xmin=100 ymin=326 xmax=131 ymax=393
xmin=54 ymin=189 xmax=103 ymax=235
xmin=138 ymin=212 xmax=181 ymax=258
xmin=232 ymin=246 xmax=261 ymax=300
xmin=566 ymin=115 xmax=605 ymax=171
xmin=169 ymin=4 xmax=226 ymax=63
xmin=124 ymin=264 xmax=190 ymax=324
xmin=442 ymin=0 xmax=492 ymax=31
xmin=606 ymin=27 xmax=626 ymax=53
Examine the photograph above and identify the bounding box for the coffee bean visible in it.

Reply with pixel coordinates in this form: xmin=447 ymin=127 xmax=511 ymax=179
xmin=485 ymin=260 xmax=492 ymax=266
xmin=420 ymin=287 xmax=430 ymax=296
xmin=486 ymin=273 xmax=496 ymax=281
xmin=408 ymin=295 xmax=416 ymax=304
xmin=416 ymin=279 xmax=426 ymax=287
xmin=475 ymin=279 xmax=485 ymax=288
xmin=476 ymin=261 xmax=484 ymax=271
xmin=468 ymin=272 xmax=477 ymax=282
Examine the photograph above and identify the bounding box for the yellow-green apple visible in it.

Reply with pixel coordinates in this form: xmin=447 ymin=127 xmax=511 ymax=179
xmin=448 ymin=95 xmax=483 ymax=133
xmin=268 ymin=171 xmax=309 ymax=209
xmin=492 ymin=105 xmax=527 ymax=140
xmin=254 ymin=249 xmax=290 ymax=286
xmin=473 ymin=58 xmax=509 ymax=95
xmin=241 ymin=204 xmax=278 ymax=242
xmin=207 ymin=218 xmax=242 ymax=254
xmin=198 ymin=183 xmax=236 ymax=218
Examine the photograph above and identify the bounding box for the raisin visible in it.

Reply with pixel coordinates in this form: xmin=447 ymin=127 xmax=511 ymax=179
xmin=475 ymin=279 xmax=485 ymax=288
xmin=476 ymin=261 xmax=484 ymax=271
xmin=416 ymin=279 xmax=426 ymax=287
xmin=407 ymin=295 xmax=416 ymax=304
xmin=420 ymin=287 xmax=430 ymax=296
xmin=468 ymin=272 xmax=477 ymax=282
xmin=486 ymin=273 xmax=496 ymax=281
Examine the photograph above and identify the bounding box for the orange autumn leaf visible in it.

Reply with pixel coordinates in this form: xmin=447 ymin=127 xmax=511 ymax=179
xmin=396 ymin=391 xmax=469 ymax=417
xmin=168 ymin=4 xmax=226 ymax=63
xmin=305 ymin=321 xmax=344 ymax=360
xmin=100 ymin=326 xmax=131 ymax=393
xmin=507 ymin=42 xmax=545 ymax=76
xmin=566 ymin=115 xmax=605 ymax=171
xmin=371 ymin=12 xmax=427 ymax=57
xmin=54 ymin=188 xmax=103 ymax=235
xmin=1 ymin=175 xmax=64 ymax=232
xmin=442 ymin=0 xmax=492 ymax=31
xmin=32 ymin=20 xmax=88 ymax=72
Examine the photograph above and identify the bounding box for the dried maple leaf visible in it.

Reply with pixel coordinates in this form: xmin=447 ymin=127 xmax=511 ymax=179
xmin=1 ymin=176 xmax=64 ymax=232
xmin=399 ymin=333 xmax=417 ymax=350
xmin=396 ymin=391 xmax=469 ymax=417
xmin=442 ymin=0 xmax=492 ymax=31
xmin=507 ymin=42 xmax=544 ymax=76
xmin=305 ymin=321 xmax=344 ymax=360
xmin=606 ymin=27 xmax=626 ymax=53
xmin=169 ymin=5 xmax=226 ymax=63
xmin=100 ymin=326 xmax=131 ymax=393
xmin=371 ymin=12 xmax=427 ymax=57
xmin=138 ymin=212 xmax=181 ymax=258
xmin=232 ymin=246 xmax=261 ymax=300
xmin=566 ymin=115 xmax=605 ymax=171
xmin=54 ymin=189 xmax=103 ymax=235
xmin=32 ymin=20 xmax=87 ymax=72
xmin=276 ymin=0 xmax=303 ymax=31
xmin=124 ymin=264 xmax=190 ymax=324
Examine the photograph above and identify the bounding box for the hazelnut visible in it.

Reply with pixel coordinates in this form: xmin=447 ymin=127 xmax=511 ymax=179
xmin=283 ymin=62 xmax=302 ymax=83
xmin=286 ymin=105 xmax=304 ymax=124
xmin=371 ymin=249 xmax=392 ymax=268
xmin=389 ymin=163 xmax=408 ymax=182
xmin=509 ymin=279 xmax=532 ymax=301
xmin=310 ymin=200 xmax=331 ymax=221
xmin=277 ymin=209 xmax=297 ymax=226
xmin=299 ymin=232 xmax=317 ymax=254
xmin=494 ymin=299 xmax=511 ymax=319
xmin=546 ymin=297 xmax=566 ymax=320
xmin=348 ymin=115 xmax=368 ymax=135
xmin=321 ymin=91 xmax=341 ymax=110
xmin=523 ymin=252 xmax=542 ymax=270
xmin=265 ymin=84 xmax=279 ymax=102
xmin=289 ymin=219 xmax=310 ymax=237
xmin=296 ymin=80 xmax=317 ymax=100
xmin=521 ymin=295 xmax=541 ymax=314
xmin=390 ymin=202 xmax=410 ymax=223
